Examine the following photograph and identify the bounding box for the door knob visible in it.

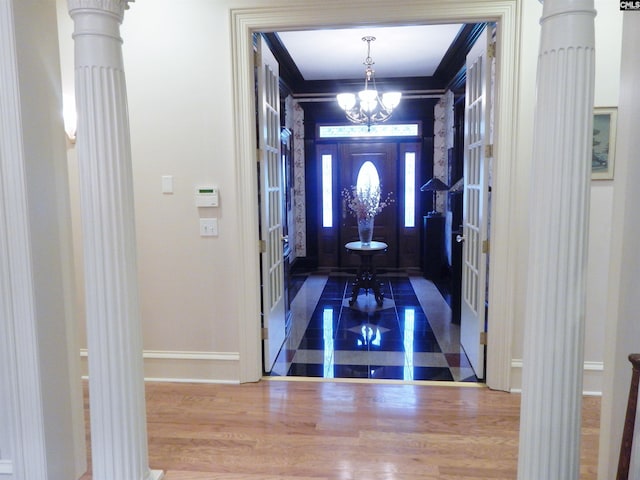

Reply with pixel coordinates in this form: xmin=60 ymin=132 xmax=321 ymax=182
xmin=456 ymin=234 xmax=465 ymax=243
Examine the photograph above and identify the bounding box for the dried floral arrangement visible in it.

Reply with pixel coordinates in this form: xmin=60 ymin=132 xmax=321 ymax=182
xmin=341 ymin=184 xmax=394 ymax=220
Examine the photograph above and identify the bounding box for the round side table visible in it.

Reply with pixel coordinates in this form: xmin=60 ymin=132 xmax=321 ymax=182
xmin=345 ymin=241 xmax=388 ymax=306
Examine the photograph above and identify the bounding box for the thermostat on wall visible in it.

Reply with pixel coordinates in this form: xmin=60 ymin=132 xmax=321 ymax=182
xmin=195 ymin=186 xmax=219 ymax=207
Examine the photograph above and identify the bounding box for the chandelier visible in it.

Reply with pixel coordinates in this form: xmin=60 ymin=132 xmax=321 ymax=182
xmin=336 ymin=36 xmax=402 ymax=130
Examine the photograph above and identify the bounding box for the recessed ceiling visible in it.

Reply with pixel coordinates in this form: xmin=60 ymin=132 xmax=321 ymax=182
xmin=277 ymin=24 xmax=464 ymax=82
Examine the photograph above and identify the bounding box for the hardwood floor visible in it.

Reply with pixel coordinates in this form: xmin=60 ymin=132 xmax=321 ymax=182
xmin=80 ymin=378 xmax=601 ymax=479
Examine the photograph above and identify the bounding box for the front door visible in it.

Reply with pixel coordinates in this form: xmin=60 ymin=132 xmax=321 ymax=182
xmin=339 ymin=142 xmax=397 ymax=268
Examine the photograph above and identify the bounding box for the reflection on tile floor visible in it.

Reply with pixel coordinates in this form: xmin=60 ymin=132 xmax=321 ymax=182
xmin=269 ymin=273 xmax=478 ymax=382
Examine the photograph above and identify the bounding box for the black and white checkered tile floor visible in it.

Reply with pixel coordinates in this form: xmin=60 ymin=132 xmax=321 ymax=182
xmin=269 ymin=272 xmax=478 ymax=382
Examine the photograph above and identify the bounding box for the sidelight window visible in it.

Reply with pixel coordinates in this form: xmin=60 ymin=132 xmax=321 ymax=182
xmin=322 ymin=154 xmax=333 ymax=227
xmin=404 ymin=152 xmax=416 ymax=227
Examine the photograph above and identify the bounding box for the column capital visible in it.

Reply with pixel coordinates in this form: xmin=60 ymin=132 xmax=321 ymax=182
xmin=68 ymin=0 xmax=134 ymax=19
xmin=541 ymin=0 xmax=596 ymax=21
xmin=539 ymin=0 xmax=595 ymax=52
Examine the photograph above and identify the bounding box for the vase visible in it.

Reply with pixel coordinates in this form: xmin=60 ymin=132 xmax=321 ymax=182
xmin=357 ymin=217 xmax=374 ymax=246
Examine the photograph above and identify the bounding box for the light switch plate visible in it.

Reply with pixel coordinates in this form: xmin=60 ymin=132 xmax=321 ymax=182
xmin=200 ymin=218 xmax=218 ymax=236
xmin=161 ymin=175 xmax=173 ymax=194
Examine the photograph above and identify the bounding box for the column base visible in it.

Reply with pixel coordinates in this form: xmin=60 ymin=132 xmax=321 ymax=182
xmin=150 ymin=470 xmax=165 ymax=480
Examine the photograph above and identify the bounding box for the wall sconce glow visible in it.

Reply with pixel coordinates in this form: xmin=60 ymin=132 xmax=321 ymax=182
xmin=63 ymin=95 xmax=77 ymax=144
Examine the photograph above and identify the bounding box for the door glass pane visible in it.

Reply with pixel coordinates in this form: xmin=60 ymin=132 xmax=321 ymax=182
xmin=322 ymin=154 xmax=333 ymax=227
xmin=356 ymin=161 xmax=381 ymax=211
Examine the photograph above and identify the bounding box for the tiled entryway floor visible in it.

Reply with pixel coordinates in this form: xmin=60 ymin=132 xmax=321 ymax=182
xmin=269 ymin=272 xmax=478 ymax=382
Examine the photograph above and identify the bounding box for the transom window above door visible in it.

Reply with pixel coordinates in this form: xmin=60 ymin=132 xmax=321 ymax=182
xmin=318 ymin=123 xmax=420 ymax=139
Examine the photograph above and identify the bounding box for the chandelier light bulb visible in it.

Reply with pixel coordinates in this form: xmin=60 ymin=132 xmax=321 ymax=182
xmin=358 ymin=89 xmax=378 ymax=112
xmin=382 ymin=91 xmax=402 ymax=110
xmin=337 ymin=93 xmax=356 ymax=110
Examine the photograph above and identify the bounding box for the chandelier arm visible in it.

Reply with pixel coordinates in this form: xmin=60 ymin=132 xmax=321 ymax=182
xmin=344 ymin=110 xmax=369 ymax=125
xmin=369 ymin=110 xmax=392 ymax=123
xmin=344 ymin=108 xmax=393 ymax=125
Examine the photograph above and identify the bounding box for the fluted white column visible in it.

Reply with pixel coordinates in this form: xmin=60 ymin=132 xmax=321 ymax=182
xmin=518 ymin=1 xmax=595 ymax=479
xmin=68 ymin=1 xmax=162 ymax=479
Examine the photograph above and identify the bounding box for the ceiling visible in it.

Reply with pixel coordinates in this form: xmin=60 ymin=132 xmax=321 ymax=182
xmin=277 ymin=25 xmax=464 ymax=81
xmin=267 ymin=23 xmax=484 ymax=95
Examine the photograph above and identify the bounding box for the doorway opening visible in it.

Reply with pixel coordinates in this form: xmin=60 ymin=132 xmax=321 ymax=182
xmin=256 ymin=29 xmax=489 ymax=382
xmin=231 ymin=1 xmax=520 ymax=392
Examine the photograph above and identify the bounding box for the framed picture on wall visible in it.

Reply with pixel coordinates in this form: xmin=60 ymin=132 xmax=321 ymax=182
xmin=592 ymin=107 xmax=617 ymax=180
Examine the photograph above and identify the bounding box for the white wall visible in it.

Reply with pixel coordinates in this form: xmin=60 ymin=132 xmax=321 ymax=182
xmin=584 ymin=0 xmax=623 ymax=394
xmin=57 ymin=0 xmax=622 ymax=390
xmin=124 ymin=3 xmax=240 ymax=353
xmin=58 ymin=0 xmax=247 ymax=381
xmin=509 ymin=0 xmax=622 ymax=394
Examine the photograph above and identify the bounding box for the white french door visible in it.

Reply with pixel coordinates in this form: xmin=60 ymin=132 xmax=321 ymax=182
xmin=460 ymin=28 xmax=491 ymax=380
xmin=257 ymin=35 xmax=286 ymax=373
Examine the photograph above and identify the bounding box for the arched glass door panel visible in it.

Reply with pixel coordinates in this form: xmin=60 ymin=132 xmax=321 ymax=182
xmin=355 ymin=161 xmax=381 ymax=211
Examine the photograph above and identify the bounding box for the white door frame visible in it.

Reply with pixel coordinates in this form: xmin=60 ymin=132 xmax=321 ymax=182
xmin=231 ymin=0 xmax=521 ymax=391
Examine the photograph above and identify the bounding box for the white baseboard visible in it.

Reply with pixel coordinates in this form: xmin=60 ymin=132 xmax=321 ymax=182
xmin=510 ymin=359 xmax=603 ymax=396
xmin=80 ymin=349 xmax=241 ymax=384
xmin=0 ymin=460 xmax=13 ymax=475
